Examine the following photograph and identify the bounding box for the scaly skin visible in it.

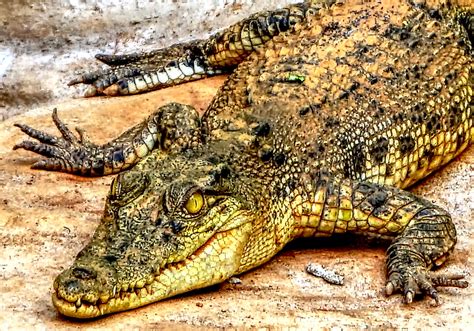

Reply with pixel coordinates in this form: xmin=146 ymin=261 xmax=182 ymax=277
xmin=68 ymin=2 xmax=313 ymax=96
xmin=13 ymin=0 xmax=473 ymax=319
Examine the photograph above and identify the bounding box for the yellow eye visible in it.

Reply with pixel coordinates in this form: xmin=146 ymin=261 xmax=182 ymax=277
xmin=184 ymin=191 xmax=204 ymax=214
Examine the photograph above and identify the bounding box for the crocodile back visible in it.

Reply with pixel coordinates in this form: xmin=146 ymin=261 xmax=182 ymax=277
xmin=203 ymin=0 xmax=473 ymax=189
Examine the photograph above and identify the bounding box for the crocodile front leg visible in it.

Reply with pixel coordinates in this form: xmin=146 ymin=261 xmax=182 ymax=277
xmin=69 ymin=1 xmax=324 ymax=96
xmin=13 ymin=103 xmax=200 ymax=176
xmin=290 ymin=172 xmax=468 ymax=304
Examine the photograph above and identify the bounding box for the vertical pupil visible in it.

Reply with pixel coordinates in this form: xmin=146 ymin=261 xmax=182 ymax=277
xmin=187 ymin=192 xmax=202 ymax=213
xmin=192 ymin=193 xmax=199 ymax=210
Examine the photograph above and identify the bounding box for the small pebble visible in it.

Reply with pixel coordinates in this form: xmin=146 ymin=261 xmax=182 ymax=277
xmin=228 ymin=277 xmax=242 ymax=285
xmin=306 ymin=263 xmax=344 ymax=285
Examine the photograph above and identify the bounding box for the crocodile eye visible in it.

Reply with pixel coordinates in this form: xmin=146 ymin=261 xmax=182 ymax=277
xmin=184 ymin=191 xmax=204 ymax=214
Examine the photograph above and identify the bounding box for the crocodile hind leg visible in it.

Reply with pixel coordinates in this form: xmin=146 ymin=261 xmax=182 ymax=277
xmin=291 ymin=173 xmax=468 ymax=304
xmin=69 ymin=1 xmax=329 ymax=96
xmin=384 ymin=210 xmax=467 ymax=304
xmin=13 ymin=103 xmax=200 ymax=176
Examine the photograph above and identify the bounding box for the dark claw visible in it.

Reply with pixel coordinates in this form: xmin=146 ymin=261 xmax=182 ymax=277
xmin=95 ymin=53 xmax=115 ymax=64
xmin=386 ymin=269 xmax=469 ymax=305
xmin=13 ymin=123 xmax=58 ymax=145
xmin=95 ymin=53 xmax=143 ymax=66
xmin=75 ymin=127 xmax=91 ymax=145
xmin=68 ymin=52 xmax=146 ymax=96
xmin=404 ymin=290 xmax=414 ymax=304
xmin=430 ymin=273 xmax=469 ymax=288
xmin=67 ymin=72 xmax=101 ymax=86
xmin=418 ymin=274 xmax=440 ymax=305
xmin=13 ymin=108 xmax=102 ymax=174
xmin=13 ymin=141 xmax=63 ymax=158
xmin=385 ymin=281 xmax=395 ymax=296
xmin=67 ymin=77 xmax=83 ymax=86
xmin=51 ymin=109 xmax=78 ymax=143
xmin=32 ymin=158 xmax=65 ymax=171
xmin=31 ymin=159 xmax=47 ymax=170
xmin=428 ymin=289 xmax=440 ymax=306
xmin=95 ymin=53 xmax=127 ymax=66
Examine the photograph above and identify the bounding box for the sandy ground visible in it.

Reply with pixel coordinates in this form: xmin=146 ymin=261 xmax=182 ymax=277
xmin=0 ymin=75 xmax=473 ymax=329
xmin=0 ymin=0 xmax=299 ymax=120
xmin=0 ymin=0 xmax=473 ymax=329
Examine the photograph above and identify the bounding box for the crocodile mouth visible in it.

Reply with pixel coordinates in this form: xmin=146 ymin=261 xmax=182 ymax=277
xmin=52 ymin=269 xmax=172 ymax=318
xmin=52 ymin=267 xmax=161 ymax=319
xmin=52 ymin=219 xmax=252 ymax=318
xmin=52 ymin=280 xmax=154 ymax=319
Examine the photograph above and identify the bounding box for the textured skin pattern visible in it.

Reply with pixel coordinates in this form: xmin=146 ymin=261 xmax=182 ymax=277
xmin=14 ymin=0 xmax=473 ymax=318
xmin=68 ymin=2 xmax=314 ymax=96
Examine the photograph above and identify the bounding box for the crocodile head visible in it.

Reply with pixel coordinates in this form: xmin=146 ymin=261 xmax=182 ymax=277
xmin=52 ymin=152 xmax=255 ymax=318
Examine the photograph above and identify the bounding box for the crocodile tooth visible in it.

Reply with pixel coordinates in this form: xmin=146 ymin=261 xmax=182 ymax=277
xmin=146 ymin=275 xmax=154 ymax=285
xmin=99 ymin=294 xmax=110 ymax=304
xmin=108 ymin=298 xmax=116 ymax=309
xmin=75 ymin=298 xmax=81 ymax=308
xmin=145 ymin=285 xmax=152 ymax=294
xmin=136 ymin=279 xmax=145 ymax=289
xmin=129 ymin=291 xmax=138 ymax=302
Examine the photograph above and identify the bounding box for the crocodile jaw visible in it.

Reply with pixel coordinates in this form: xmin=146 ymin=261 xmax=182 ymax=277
xmin=52 ymin=220 xmax=252 ymax=318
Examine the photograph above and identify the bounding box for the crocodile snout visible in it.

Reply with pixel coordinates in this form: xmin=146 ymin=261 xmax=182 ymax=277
xmin=72 ymin=266 xmax=97 ymax=280
xmin=54 ymin=258 xmax=118 ymax=308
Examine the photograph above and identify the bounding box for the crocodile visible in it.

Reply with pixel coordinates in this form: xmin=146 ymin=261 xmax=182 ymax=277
xmin=13 ymin=0 xmax=472 ymax=319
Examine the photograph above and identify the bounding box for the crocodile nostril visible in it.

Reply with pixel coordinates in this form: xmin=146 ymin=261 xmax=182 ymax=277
xmin=72 ymin=266 xmax=97 ymax=280
xmin=64 ymin=279 xmax=81 ymax=294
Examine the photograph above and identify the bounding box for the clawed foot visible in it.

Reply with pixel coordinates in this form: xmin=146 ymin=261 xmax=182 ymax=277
xmin=385 ymin=267 xmax=468 ymax=305
xmin=68 ymin=52 xmax=165 ymax=97
xmin=13 ymin=109 xmax=100 ymax=175
xmin=68 ymin=55 xmax=143 ymax=97
xmin=68 ymin=46 xmax=210 ymax=97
